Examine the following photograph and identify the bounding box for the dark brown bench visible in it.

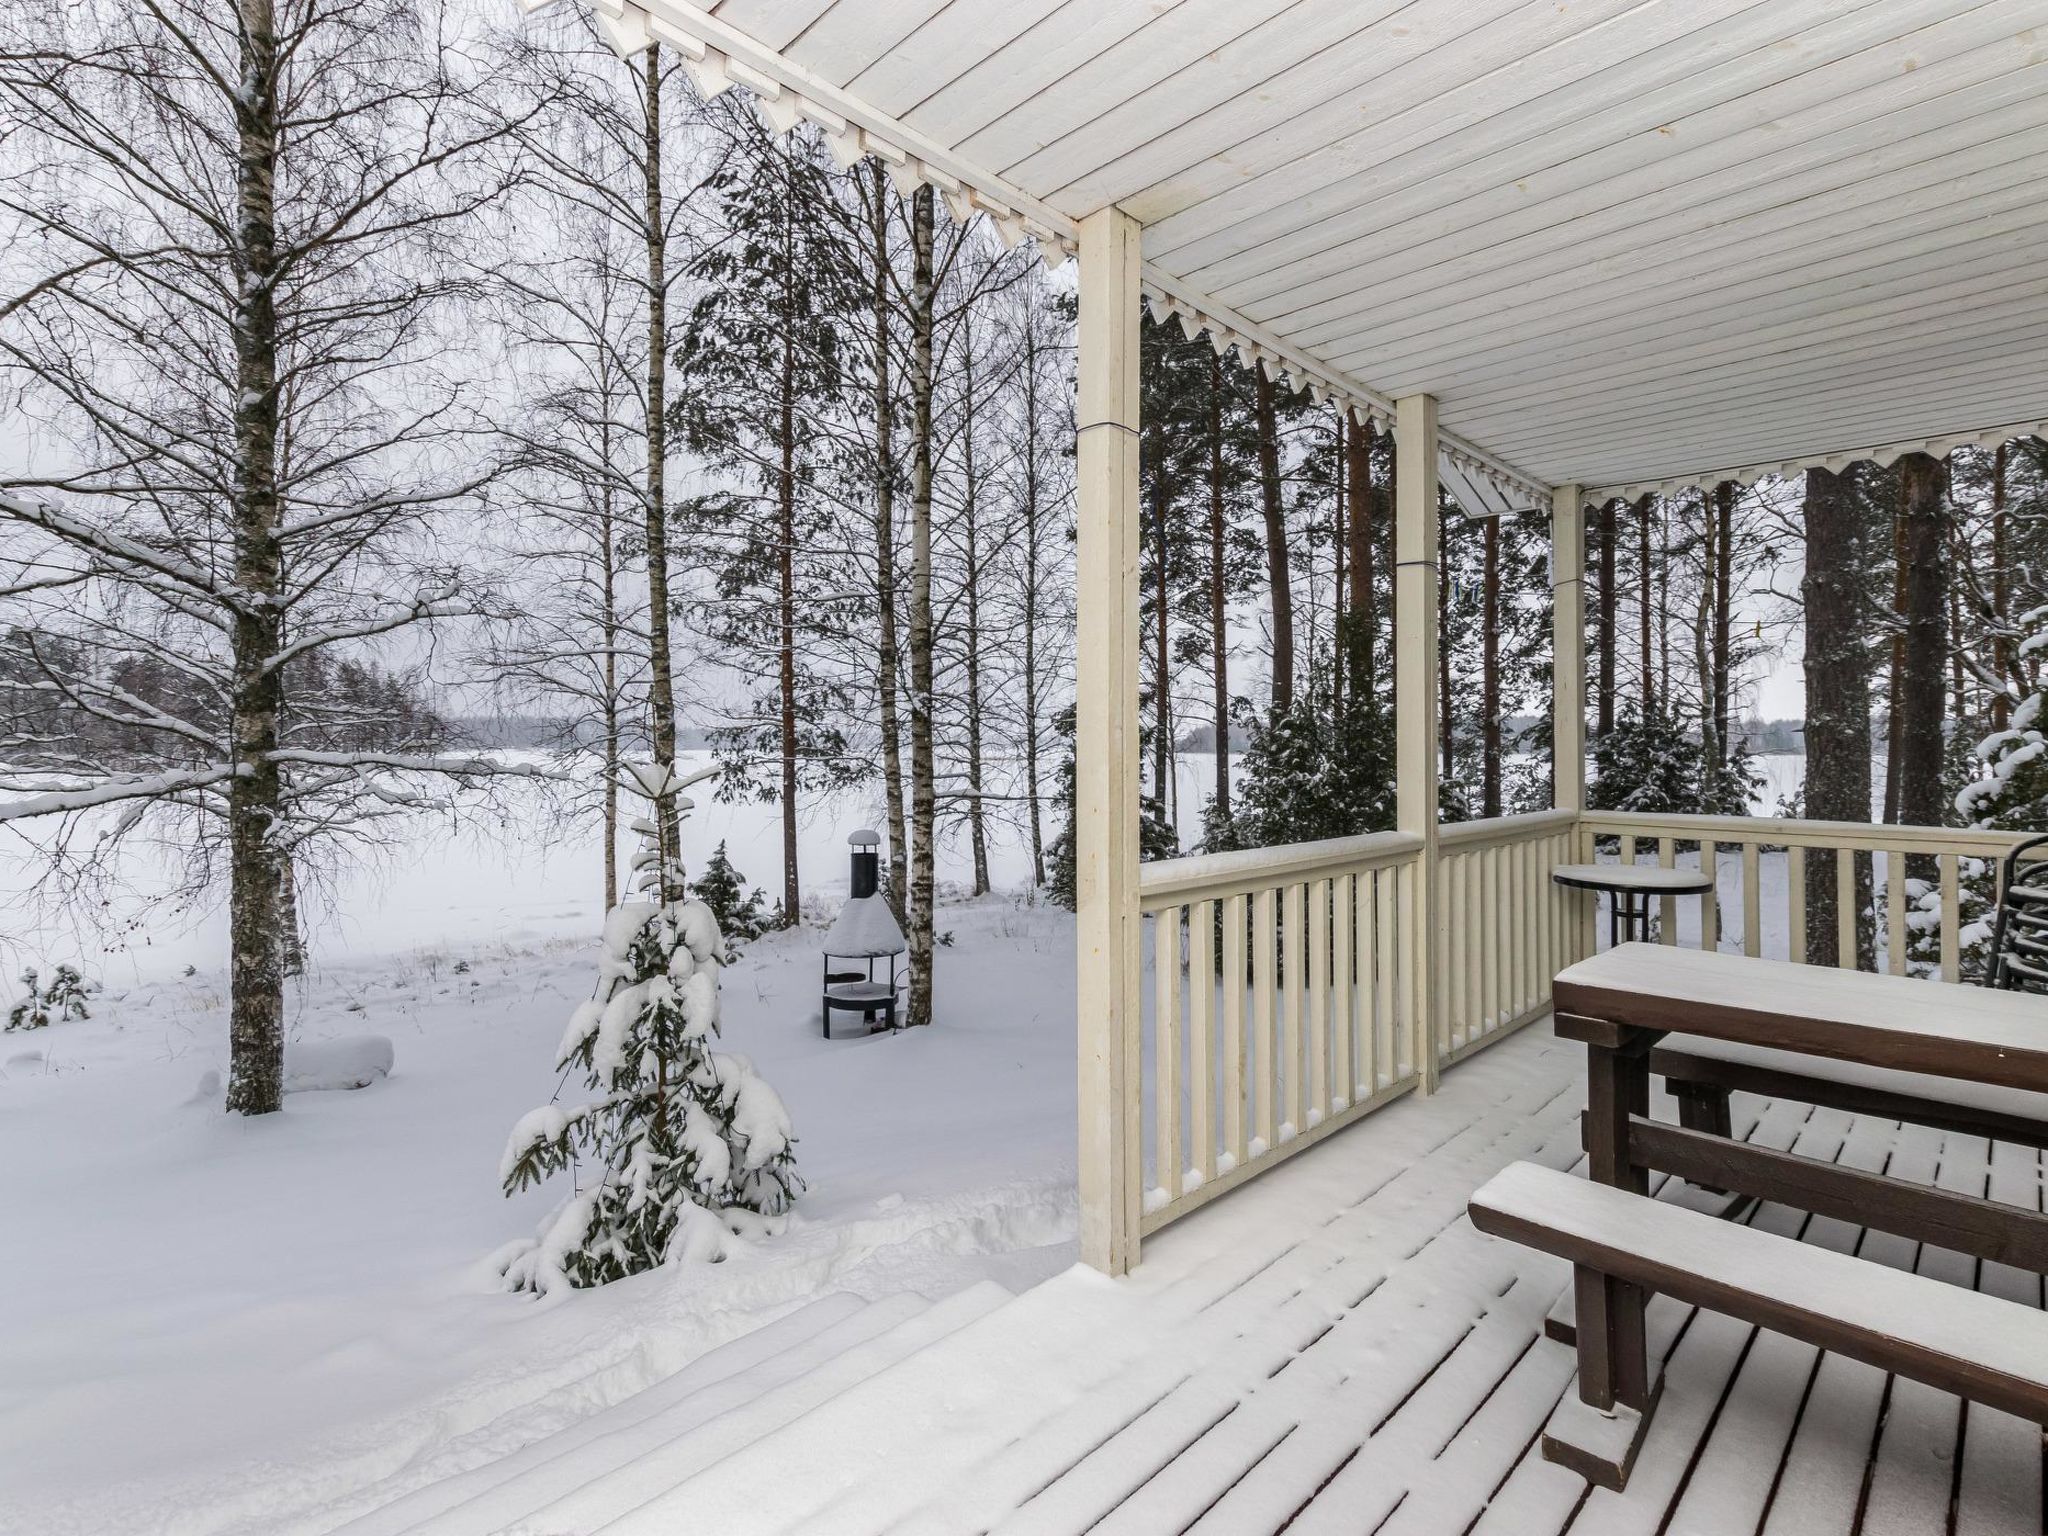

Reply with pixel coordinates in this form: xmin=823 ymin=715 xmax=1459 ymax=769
xmin=1469 ymin=1160 xmax=2048 ymax=1490
xmin=1652 ymin=1031 xmax=2048 ymax=1151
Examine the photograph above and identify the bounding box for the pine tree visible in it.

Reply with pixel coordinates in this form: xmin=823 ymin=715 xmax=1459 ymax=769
xmin=691 ymin=841 xmax=770 ymax=955
xmin=497 ymin=761 xmax=801 ymax=1294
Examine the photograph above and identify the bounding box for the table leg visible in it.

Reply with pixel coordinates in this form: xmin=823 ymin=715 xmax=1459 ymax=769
xmin=1580 ymin=1042 xmax=1652 ymax=1409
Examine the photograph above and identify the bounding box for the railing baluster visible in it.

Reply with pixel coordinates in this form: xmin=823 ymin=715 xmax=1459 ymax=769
xmin=1886 ymin=853 xmax=1907 ymax=977
xmin=1307 ymin=876 xmax=1330 ymax=1125
xmin=1253 ymin=885 xmax=1276 ymax=1155
xmin=1480 ymin=847 xmax=1500 ymax=1037
xmin=1700 ymin=841 xmax=1720 ymax=952
xmin=1400 ymin=857 xmax=1422 ymax=1080
xmin=1376 ymin=864 xmax=1397 ymax=1089
xmin=1940 ymin=854 xmax=1961 ymax=983
xmin=1282 ymin=881 xmax=1305 ymax=1140
xmin=1155 ymin=907 xmax=1181 ymax=1201
xmin=1221 ymin=891 xmax=1246 ymax=1171
xmin=1788 ymin=845 xmax=1807 ymax=963
xmin=1189 ymin=898 xmax=1215 ymax=1188
xmin=1741 ymin=842 xmax=1761 ymax=958
xmin=1332 ymin=872 xmax=1353 ymax=1112
xmin=1836 ymin=848 xmax=1857 ymax=970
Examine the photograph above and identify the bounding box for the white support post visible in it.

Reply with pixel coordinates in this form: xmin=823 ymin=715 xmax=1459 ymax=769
xmin=1395 ymin=395 xmax=1441 ymax=1094
xmin=1552 ymin=483 xmax=1593 ymax=964
xmin=1074 ymin=206 xmax=1143 ymax=1277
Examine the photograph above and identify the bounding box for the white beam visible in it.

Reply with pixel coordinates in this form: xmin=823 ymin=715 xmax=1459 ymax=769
xmin=1394 ymin=393 xmax=1441 ymax=1094
xmin=1074 ymin=206 xmax=1144 ymax=1277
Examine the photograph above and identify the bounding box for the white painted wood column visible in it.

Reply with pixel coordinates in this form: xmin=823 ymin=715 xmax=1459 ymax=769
xmin=1394 ymin=395 xmax=1441 ymax=1094
xmin=1074 ymin=207 xmax=1143 ymax=1277
xmin=1552 ymin=484 xmax=1594 ymax=964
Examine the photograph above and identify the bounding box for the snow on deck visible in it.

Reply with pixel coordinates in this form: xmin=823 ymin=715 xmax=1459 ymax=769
xmin=703 ymin=1023 xmax=2042 ymax=1536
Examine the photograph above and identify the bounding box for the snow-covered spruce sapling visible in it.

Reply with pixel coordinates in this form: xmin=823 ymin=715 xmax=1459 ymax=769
xmin=6 ymin=970 xmax=48 ymax=1032
xmin=496 ymin=762 xmax=801 ymax=1294
xmin=690 ymin=840 xmax=769 ymax=956
xmin=42 ymin=965 xmax=91 ymax=1022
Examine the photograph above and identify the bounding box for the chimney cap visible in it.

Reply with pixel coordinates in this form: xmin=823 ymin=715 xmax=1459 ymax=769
xmin=848 ymin=827 xmax=881 ymax=848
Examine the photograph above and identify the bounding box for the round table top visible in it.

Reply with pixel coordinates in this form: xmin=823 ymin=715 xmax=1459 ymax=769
xmin=1550 ymin=862 xmax=1716 ymax=895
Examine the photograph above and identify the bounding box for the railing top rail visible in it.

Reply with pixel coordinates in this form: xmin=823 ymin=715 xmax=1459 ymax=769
xmin=1138 ymin=828 xmax=1423 ymax=909
xmin=1437 ymin=807 xmax=1579 ymax=850
xmin=1580 ymin=809 xmax=2035 ymax=857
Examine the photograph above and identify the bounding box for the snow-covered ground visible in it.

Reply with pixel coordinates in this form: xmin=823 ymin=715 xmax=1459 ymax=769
xmin=0 ymin=888 xmax=1080 ymax=1534
xmin=0 ymin=747 xmax=1819 ymax=1534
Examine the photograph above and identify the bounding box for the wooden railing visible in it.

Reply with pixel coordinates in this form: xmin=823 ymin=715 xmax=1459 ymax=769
xmin=1578 ymin=812 xmax=2033 ymax=981
xmin=1138 ymin=829 xmax=1423 ymax=1233
xmin=1120 ymin=807 xmax=2031 ymax=1249
xmin=1435 ymin=810 xmax=1581 ymax=1063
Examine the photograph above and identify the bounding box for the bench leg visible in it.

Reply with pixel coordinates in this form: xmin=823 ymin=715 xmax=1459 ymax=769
xmin=1545 ymin=1272 xmax=1659 ymax=1491
xmin=1674 ymin=1081 xmax=1732 ymax=1139
xmin=1579 ymin=1044 xmax=1653 ymax=1405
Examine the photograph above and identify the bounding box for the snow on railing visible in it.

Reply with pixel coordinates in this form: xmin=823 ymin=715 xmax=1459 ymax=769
xmin=1136 ymin=829 xmax=1424 ymax=1235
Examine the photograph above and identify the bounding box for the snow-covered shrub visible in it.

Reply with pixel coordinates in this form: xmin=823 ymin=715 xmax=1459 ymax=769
xmin=496 ymin=763 xmax=801 ymax=1295
xmin=5 ymin=965 xmax=92 ymax=1031
xmin=6 ymin=971 xmax=48 ymax=1033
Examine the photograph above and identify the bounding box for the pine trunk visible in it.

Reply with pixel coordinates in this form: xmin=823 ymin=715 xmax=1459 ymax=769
xmin=1255 ymin=370 xmax=1293 ymax=716
xmin=1481 ymin=514 xmax=1501 ymax=818
xmin=1636 ymin=494 xmax=1655 ymax=717
xmin=905 ymin=187 xmax=937 ymax=1028
xmin=1439 ymin=504 xmax=1454 ymax=791
xmin=1711 ymin=481 xmax=1733 ymax=775
xmin=1896 ymin=451 xmax=1949 ymax=831
xmin=225 ymin=0 xmax=287 ymax=1116
xmin=1800 ymin=467 xmax=1874 ymax=967
xmin=776 ymin=296 xmax=800 ymax=923
xmin=600 ymin=416 xmax=621 ymax=911
xmin=869 ymin=167 xmax=908 ymax=912
xmin=1992 ymin=443 xmax=2012 ymax=731
xmin=1208 ymin=354 xmax=1231 ymax=826
xmin=640 ymin=45 xmax=681 ymax=900
xmin=1596 ymin=497 xmax=1617 ymax=738
xmin=1151 ymin=423 xmax=1172 ymax=807
xmin=1344 ymin=415 xmax=1375 ymax=714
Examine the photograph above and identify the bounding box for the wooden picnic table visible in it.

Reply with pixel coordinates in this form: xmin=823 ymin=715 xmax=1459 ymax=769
xmin=1545 ymin=943 xmax=2048 ymax=1435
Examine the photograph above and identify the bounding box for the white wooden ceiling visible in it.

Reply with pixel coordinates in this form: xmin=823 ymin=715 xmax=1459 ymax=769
xmin=659 ymin=0 xmax=2048 ymax=494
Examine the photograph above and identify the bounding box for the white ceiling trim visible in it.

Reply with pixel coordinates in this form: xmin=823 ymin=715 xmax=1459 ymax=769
xmin=553 ymin=0 xmax=1555 ymax=511
xmin=1584 ymin=417 xmax=2048 ymax=505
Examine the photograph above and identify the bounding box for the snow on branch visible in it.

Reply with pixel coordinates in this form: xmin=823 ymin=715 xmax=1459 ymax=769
xmin=0 ymin=493 xmax=261 ymax=614
xmin=0 ymin=765 xmax=243 ymax=822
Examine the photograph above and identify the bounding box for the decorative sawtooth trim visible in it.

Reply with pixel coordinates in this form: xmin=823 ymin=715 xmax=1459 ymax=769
xmin=538 ymin=0 xmax=1552 ymax=511
xmin=564 ymin=0 xmax=1080 ymax=268
xmin=1140 ymin=276 xmax=1551 ymax=509
xmin=1585 ymin=416 xmax=2048 ymax=504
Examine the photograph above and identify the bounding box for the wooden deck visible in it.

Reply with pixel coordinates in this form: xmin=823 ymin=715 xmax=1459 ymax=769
xmin=830 ymin=1023 xmax=2046 ymax=1536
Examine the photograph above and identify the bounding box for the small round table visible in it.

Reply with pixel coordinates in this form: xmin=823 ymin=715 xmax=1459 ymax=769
xmin=1551 ymin=862 xmax=1715 ymax=948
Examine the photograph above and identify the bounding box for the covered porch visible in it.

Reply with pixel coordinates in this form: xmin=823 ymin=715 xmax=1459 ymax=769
xmin=571 ymin=1 xmax=2046 ymax=1527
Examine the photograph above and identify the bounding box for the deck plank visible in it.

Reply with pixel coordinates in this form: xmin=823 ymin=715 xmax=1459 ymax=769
xmin=787 ymin=1024 xmax=2046 ymax=1536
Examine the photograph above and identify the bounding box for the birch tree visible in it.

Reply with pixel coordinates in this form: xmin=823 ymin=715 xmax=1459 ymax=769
xmin=0 ymin=0 xmax=551 ymax=1113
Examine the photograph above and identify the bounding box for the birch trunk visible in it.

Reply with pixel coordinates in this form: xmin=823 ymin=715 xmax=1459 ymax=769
xmin=1023 ymin=320 xmax=1047 ymax=887
xmin=224 ymin=0 xmax=288 ymax=1116
xmin=640 ymin=44 xmax=681 ymax=900
xmin=1344 ymin=414 xmax=1375 ymax=714
xmin=905 ymin=186 xmax=937 ymax=1027
xmin=962 ymin=338 xmax=991 ymax=897
xmin=868 ymin=166 xmax=908 ymax=912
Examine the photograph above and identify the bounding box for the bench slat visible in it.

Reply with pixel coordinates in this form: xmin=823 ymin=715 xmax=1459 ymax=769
xmin=1469 ymin=1161 xmax=2048 ymax=1427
